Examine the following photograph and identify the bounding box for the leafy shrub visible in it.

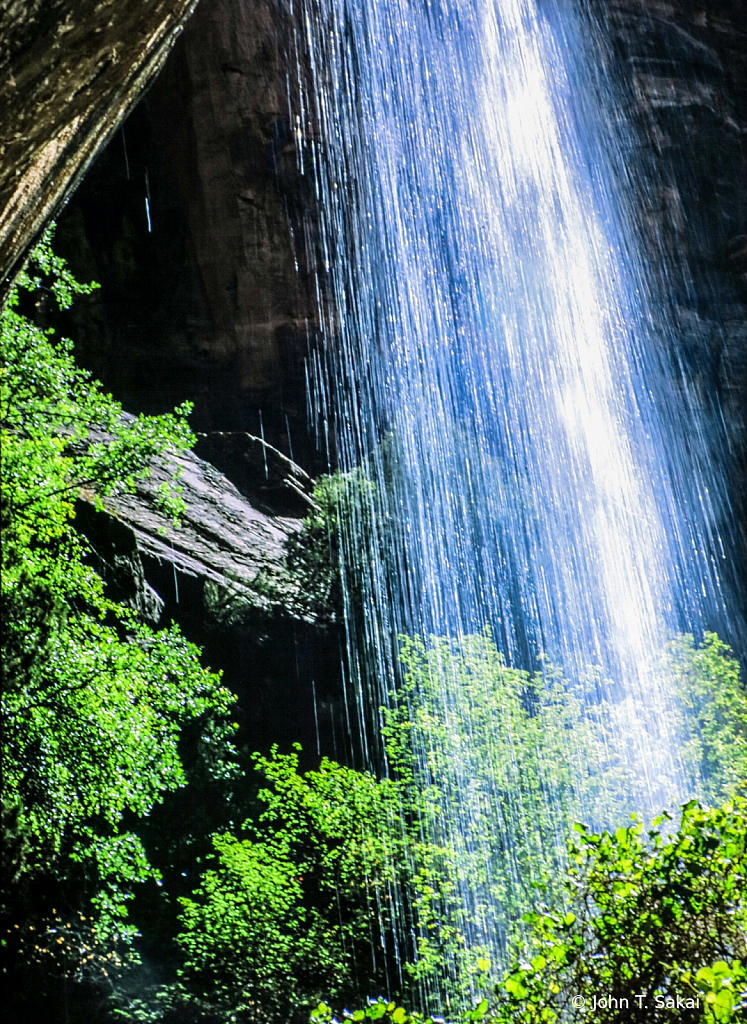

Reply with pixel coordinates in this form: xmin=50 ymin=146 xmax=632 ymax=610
xmin=311 ymin=792 xmax=747 ymax=1024
xmin=382 ymin=631 xmax=591 ymax=986
xmin=168 ymin=629 xmax=747 ymax=1021
xmin=380 ymin=628 xmax=747 ymax=998
xmin=286 ymin=469 xmax=376 ymax=625
xmin=495 ymin=793 xmax=747 ymax=1023
xmin=171 ymin=747 xmax=413 ymax=1022
xmin=1 ymin=228 xmax=236 ymax=981
xmin=669 ymin=632 xmax=747 ymax=799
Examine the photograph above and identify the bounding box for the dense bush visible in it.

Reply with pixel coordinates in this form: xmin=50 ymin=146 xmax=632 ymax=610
xmin=285 ymin=467 xmax=378 ymax=626
xmin=1 ymin=230 xmax=236 ymax=997
xmin=379 ymin=627 xmax=747 ymax=999
xmin=168 ymin=748 xmax=411 ymax=1022
xmin=668 ymin=632 xmax=747 ymax=798
xmin=163 ymin=628 xmax=747 ymax=1021
xmin=495 ymin=794 xmax=747 ymax=1023
xmin=311 ymin=792 xmax=747 ymax=1024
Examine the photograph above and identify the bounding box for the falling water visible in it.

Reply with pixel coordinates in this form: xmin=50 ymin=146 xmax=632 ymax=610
xmin=291 ymin=0 xmax=731 ymax=991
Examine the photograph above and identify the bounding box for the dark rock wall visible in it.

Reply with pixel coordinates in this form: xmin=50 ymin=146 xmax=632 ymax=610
xmin=1 ymin=0 xmax=348 ymax=768
xmin=55 ymin=0 xmax=747 ymax=489
xmin=55 ymin=0 xmax=322 ymax=470
xmin=598 ymin=0 xmax=747 ymax=642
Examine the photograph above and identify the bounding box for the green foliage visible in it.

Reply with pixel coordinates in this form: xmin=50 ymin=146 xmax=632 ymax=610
xmin=494 ymin=793 xmax=747 ymax=1023
xmin=382 ymin=631 xmax=585 ymax=985
xmin=311 ymin=990 xmax=503 ymax=1024
xmin=176 ymin=833 xmax=306 ymax=1019
xmin=315 ymin=793 xmax=747 ymax=1024
xmin=379 ymin=628 xmax=747 ymax=999
xmin=669 ymin=632 xmax=747 ymax=799
xmin=17 ymin=224 xmax=100 ymax=310
xmin=1 ymin=228 xmax=236 ymax=973
xmin=3 ymin=615 xmax=235 ymax=942
xmin=286 ymin=469 xmax=376 ymax=624
xmin=312 ymin=996 xmax=434 ymax=1024
xmin=167 ymin=628 xmax=747 ymax=1021
xmin=171 ymin=746 xmax=411 ymax=1022
xmin=3 ymin=229 xmax=193 ymax=534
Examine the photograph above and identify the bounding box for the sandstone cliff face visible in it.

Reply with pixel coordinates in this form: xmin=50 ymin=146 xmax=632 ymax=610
xmin=0 ymin=0 xmax=200 ymax=297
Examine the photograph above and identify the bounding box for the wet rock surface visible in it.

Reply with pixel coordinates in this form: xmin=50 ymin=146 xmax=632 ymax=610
xmin=93 ymin=441 xmax=302 ymax=615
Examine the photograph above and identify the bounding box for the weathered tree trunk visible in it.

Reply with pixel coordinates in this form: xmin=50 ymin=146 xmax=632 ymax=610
xmin=0 ymin=0 xmax=201 ymax=301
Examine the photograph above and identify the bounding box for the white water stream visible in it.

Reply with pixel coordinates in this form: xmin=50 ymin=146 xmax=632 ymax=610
xmin=291 ymin=0 xmax=730 ymax=988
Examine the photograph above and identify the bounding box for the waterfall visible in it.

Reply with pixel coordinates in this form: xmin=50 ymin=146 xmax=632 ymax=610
xmin=292 ymin=0 xmax=730 ymax=994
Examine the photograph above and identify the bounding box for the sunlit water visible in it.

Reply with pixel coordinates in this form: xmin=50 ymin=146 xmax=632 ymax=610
xmin=290 ymin=0 xmax=730 ymax=989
